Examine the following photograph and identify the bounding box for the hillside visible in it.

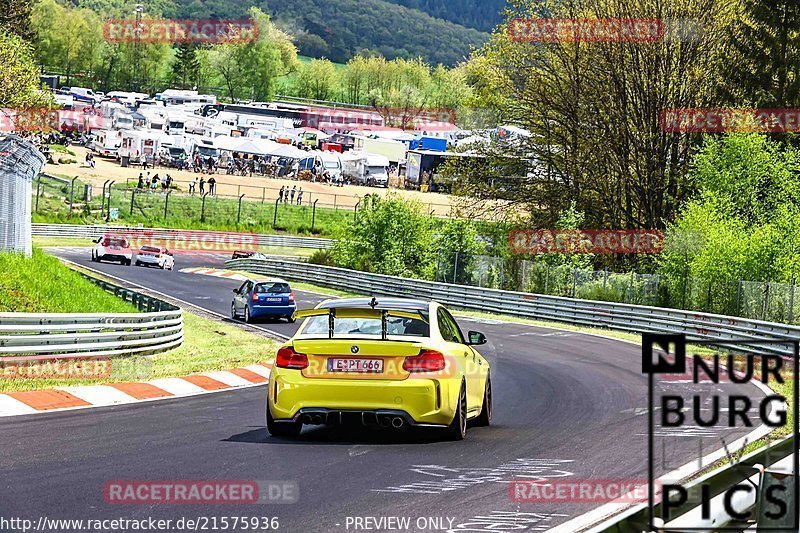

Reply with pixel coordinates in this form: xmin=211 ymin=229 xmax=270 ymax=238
xmin=383 ymin=0 xmax=507 ymax=32
xmin=171 ymin=0 xmax=490 ymax=65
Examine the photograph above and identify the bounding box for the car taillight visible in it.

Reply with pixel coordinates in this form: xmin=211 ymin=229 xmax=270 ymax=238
xmin=403 ymin=350 xmax=446 ymax=372
xmin=251 ymin=293 xmax=259 ymax=302
xmin=276 ymin=346 xmax=309 ymax=369
xmin=288 ymin=292 xmax=295 ymax=302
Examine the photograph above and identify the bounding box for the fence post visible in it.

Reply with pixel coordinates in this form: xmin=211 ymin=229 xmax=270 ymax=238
xmin=354 ymin=201 xmax=360 ymax=224
xmin=572 ymin=267 xmax=578 ymax=298
xmin=201 ymin=192 xmax=209 ymax=222
xmin=35 ymin=176 xmax=42 ymax=213
xmin=453 ymin=251 xmax=459 ymax=284
xmin=311 ymin=199 xmax=318 ymax=232
xmin=763 ymin=281 xmax=771 ymax=321
xmin=68 ymin=176 xmax=78 ymax=216
xmin=603 ymin=268 xmax=608 ymax=290
xmin=163 ymin=189 xmax=172 ymax=221
xmin=790 ymin=278 xmax=796 ymax=323
xmin=273 ymin=198 xmax=279 ymax=228
xmin=334 ymin=195 xmax=338 ymax=210
xmin=100 ymin=179 xmax=110 ymax=217
xmin=261 ymin=187 xmax=265 ymax=204
xmin=129 ymin=187 xmax=136 ymax=215
xmin=545 ymin=265 xmax=550 ymax=294
xmin=237 ymin=194 xmax=245 ymax=225
xmin=736 ymin=276 xmax=742 ymax=316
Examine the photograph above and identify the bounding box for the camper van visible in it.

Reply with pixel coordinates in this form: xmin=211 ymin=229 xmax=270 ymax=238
xmin=90 ymin=129 xmax=122 ymax=157
xmin=341 ymin=152 xmax=390 ymax=187
xmin=118 ymin=130 xmax=166 ymax=164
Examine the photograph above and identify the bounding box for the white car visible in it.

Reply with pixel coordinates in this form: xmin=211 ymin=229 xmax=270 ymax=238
xmin=92 ymin=235 xmax=133 ymax=265
xmin=134 ymin=246 xmax=175 ymax=270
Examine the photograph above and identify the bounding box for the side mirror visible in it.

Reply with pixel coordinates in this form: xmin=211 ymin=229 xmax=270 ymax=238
xmin=467 ymin=331 xmax=487 ymax=346
xmin=232 ymin=289 xmax=239 ymax=294
xmin=94 ymin=237 xmax=101 ymax=243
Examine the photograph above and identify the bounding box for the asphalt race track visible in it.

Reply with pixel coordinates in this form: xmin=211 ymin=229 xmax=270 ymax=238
xmin=0 ymin=249 xmax=769 ymax=532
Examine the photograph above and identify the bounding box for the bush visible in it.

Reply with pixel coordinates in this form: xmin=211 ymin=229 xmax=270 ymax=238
xmin=308 ymin=248 xmax=335 ymax=266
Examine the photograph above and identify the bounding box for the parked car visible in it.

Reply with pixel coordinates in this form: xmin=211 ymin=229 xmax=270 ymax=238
xmin=231 ymin=278 xmax=296 ymax=323
xmin=91 ymin=235 xmax=132 ymax=265
xmin=231 ymin=250 xmax=267 ymax=260
xmin=134 ymin=246 xmax=174 ymax=270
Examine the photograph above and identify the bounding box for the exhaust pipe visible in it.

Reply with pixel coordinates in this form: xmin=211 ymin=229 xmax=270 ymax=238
xmin=312 ymin=415 xmax=323 ymax=425
xmin=391 ymin=417 xmax=404 ymax=429
xmin=379 ymin=416 xmax=391 ymax=428
xmin=303 ymin=415 xmax=313 ymax=424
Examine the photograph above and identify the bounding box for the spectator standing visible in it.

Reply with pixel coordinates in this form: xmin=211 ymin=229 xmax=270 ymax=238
xmin=199 ymin=176 xmax=206 ymax=195
xmin=208 ymin=176 xmax=216 ymax=196
xmin=296 ymin=188 xmax=304 ymax=205
xmin=189 ymin=178 xmax=196 ymax=195
xmin=278 ymin=186 xmax=285 ymax=203
xmin=290 ymin=186 xmax=296 ymax=204
xmin=137 ymin=173 xmax=144 ymax=189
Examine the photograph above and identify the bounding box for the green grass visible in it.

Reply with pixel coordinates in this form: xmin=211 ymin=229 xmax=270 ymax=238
xmin=32 ymin=236 xmax=94 ymax=248
xmin=0 ymin=312 xmax=279 ymax=392
xmin=0 ymin=249 xmax=138 ymax=313
xmin=33 ymin=185 xmax=352 ymax=238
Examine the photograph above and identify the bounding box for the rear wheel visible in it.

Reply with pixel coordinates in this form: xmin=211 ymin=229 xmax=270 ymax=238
xmin=444 ymin=383 xmax=467 ymax=441
xmin=474 ymin=375 xmax=492 ymax=427
xmin=231 ymin=303 xmax=238 ymax=319
xmin=266 ymin=404 xmax=302 ymax=437
xmin=286 ymin=316 xmax=296 ymax=323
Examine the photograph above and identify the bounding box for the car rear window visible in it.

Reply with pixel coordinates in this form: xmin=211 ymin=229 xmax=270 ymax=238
xmin=140 ymin=246 xmax=160 ymax=253
xmin=102 ymin=238 xmax=129 ymax=247
xmin=302 ymin=316 xmax=430 ymax=338
xmin=255 ymin=283 xmax=291 ymax=294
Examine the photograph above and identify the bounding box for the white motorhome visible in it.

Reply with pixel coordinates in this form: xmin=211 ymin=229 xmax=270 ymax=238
xmin=157 ymin=89 xmax=217 ymax=106
xmin=118 ymin=130 xmax=166 ymax=164
xmin=320 ymin=152 xmax=343 ymax=180
xmin=340 ymin=152 xmax=390 ymax=187
xmin=107 ymin=91 xmax=149 ymax=106
xmin=90 ymin=129 xmax=122 ymax=157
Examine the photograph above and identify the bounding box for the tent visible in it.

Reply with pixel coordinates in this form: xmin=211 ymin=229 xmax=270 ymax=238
xmin=267 ymin=144 xmax=307 ymax=159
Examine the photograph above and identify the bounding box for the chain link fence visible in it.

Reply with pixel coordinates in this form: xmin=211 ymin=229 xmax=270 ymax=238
xmin=0 ymin=135 xmax=46 ymax=255
xmin=435 ymin=252 xmax=800 ymax=325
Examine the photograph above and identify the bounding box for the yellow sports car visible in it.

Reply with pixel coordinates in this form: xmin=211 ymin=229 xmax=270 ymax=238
xmin=266 ymin=297 xmax=492 ymax=440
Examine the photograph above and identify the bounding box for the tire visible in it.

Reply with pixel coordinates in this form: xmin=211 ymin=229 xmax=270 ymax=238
xmin=444 ymin=383 xmax=467 ymax=441
xmin=91 ymin=251 xmax=96 ymax=262
xmin=244 ymin=306 xmax=252 ymax=323
xmin=266 ymin=403 xmax=302 ymax=437
xmin=135 ymin=261 xmax=141 ymax=267
xmin=124 ymin=259 xmax=131 ymax=266
xmin=287 ymin=316 xmax=296 ymax=324
xmin=231 ymin=303 xmax=238 ymax=319
xmin=474 ymin=375 xmax=492 ymax=427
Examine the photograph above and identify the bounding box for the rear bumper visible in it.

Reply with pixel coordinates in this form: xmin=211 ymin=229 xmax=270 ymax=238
xmin=136 ymin=256 xmax=160 ymax=265
xmin=293 ymin=408 xmax=446 ymax=428
xmin=250 ymin=304 xmax=296 ymax=317
xmin=100 ymin=254 xmax=130 ymax=262
xmin=269 ymin=370 xmax=459 ymax=426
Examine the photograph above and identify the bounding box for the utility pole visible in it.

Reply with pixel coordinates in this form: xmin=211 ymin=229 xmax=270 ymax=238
xmin=133 ymin=4 xmax=144 ymax=91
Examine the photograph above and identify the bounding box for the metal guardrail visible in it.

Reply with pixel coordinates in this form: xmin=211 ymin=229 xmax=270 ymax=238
xmin=225 ymin=257 xmax=800 ymax=359
xmin=0 ymin=271 xmax=183 ymax=359
xmin=226 ymin=257 xmax=800 ymax=531
xmin=32 ymin=223 xmax=334 ymax=250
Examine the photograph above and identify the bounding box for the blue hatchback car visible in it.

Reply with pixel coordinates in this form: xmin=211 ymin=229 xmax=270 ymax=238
xmin=231 ymin=278 xmax=297 ymax=323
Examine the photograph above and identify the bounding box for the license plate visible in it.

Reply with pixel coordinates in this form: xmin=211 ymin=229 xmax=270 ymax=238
xmin=266 ymin=297 xmax=282 ymax=302
xmin=328 ymin=358 xmax=384 ymax=373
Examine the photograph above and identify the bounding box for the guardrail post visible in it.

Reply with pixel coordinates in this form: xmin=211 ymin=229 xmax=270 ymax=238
xmin=237 ymin=194 xmax=245 ymax=225
xmin=273 ymin=198 xmax=279 ymax=228
xmin=105 ymin=181 xmax=115 ymax=221
xmin=201 ymin=192 xmax=209 ymax=222
xmin=789 ymin=279 xmax=795 ymax=323
xmin=35 ymin=175 xmax=42 ymax=213
xmin=354 ymin=201 xmax=360 ymax=224
xmin=129 ymin=187 xmax=137 ymax=215
xmin=311 ymin=199 xmax=318 ymax=231
xmin=68 ymin=176 xmax=78 ymax=216
xmin=163 ymin=189 xmax=172 ymax=221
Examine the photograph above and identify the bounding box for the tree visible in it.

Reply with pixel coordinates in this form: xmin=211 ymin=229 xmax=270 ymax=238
xmin=331 ymin=195 xmax=436 ymax=279
xmin=0 ymin=29 xmax=51 ymax=107
xmin=171 ymin=43 xmax=200 ymax=90
xmin=295 ymin=58 xmax=338 ymax=101
xmin=723 ymin=0 xmax=800 ymax=108
xmin=0 ymin=0 xmax=34 ymax=42
xmin=460 ymin=0 xmax=734 ymax=236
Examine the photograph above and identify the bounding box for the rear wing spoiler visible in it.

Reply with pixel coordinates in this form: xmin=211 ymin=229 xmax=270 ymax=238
xmin=293 ymin=307 xmax=427 ymax=340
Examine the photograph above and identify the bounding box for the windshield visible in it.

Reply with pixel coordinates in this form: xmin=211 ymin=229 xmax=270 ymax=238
xmin=168 ymin=148 xmax=184 ymax=156
xmin=197 ymin=147 xmax=218 ymax=156
xmin=367 ymin=166 xmax=387 ymax=175
xmin=140 ymin=246 xmax=160 ymax=253
xmin=301 ymin=315 xmax=429 ymax=337
xmin=324 ymin=161 xmax=340 ymax=169
xmin=101 ymin=238 xmax=128 ymax=248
